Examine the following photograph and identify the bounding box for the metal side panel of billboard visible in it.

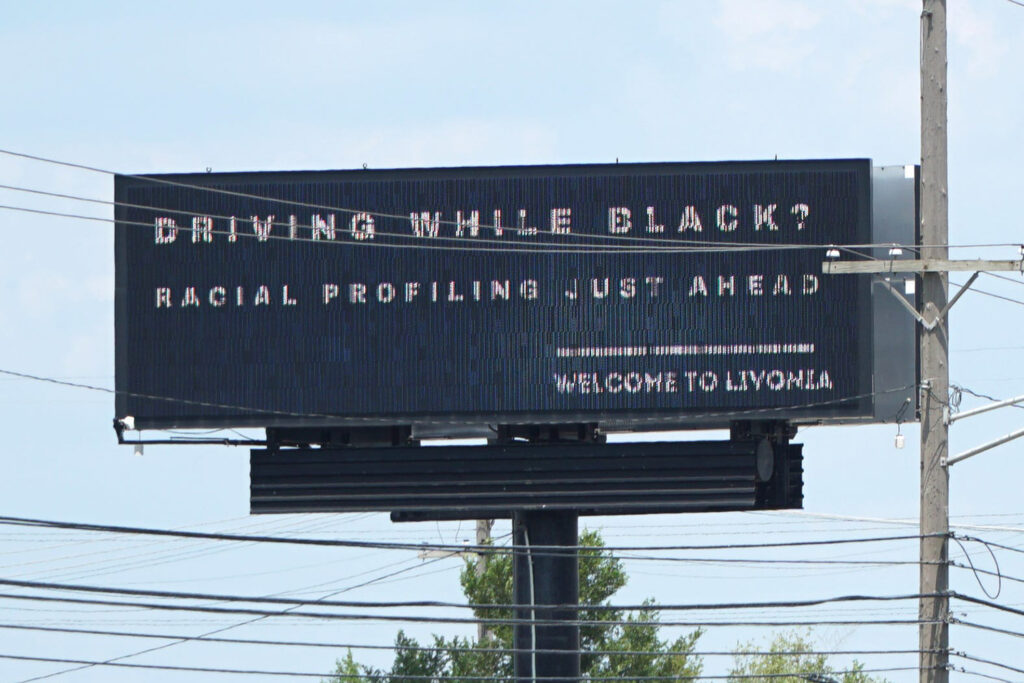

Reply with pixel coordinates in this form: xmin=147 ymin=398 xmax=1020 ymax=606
xmin=114 ymin=159 xmax=881 ymax=431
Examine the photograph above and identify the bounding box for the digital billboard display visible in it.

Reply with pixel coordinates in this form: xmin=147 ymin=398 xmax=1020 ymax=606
xmin=115 ymin=159 xmax=874 ymax=431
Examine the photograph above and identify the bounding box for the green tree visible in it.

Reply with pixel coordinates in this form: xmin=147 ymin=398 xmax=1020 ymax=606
xmin=729 ymin=630 xmax=889 ymax=683
xmin=327 ymin=529 xmax=703 ymax=681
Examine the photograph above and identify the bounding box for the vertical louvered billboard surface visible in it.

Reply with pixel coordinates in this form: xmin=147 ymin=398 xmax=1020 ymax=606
xmin=115 ymin=159 xmax=877 ymax=432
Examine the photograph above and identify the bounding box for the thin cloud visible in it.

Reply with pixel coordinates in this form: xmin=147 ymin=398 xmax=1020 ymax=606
xmin=710 ymin=0 xmax=823 ymax=71
xmin=949 ymin=1 xmax=1009 ymax=78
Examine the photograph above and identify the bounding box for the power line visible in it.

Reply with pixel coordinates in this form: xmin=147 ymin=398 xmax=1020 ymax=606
xmin=2 ymin=202 xmax=710 ymax=255
xmin=0 ymin=514 xmax=938 ymax=555
xmin=3 ymin=203 xmax=715 ymax=255
xmin=13 ymin=550 xmax=461 ymax=683
xmin=0 ymin=652 xmax=926 ymax=682
xmin=0 ymin=516 xmax=346 ymax=586
xmin=950 ymin=385 xmax=1024 ymax=414
xmin=950 ymin=562 xmax=1020 ymax=588
xmin=952 ymin=667 xmax=1016 ymax=683
xmin=0 ymin=197 xmax=954 ymax=260
xmin=951 ymin=591 xmax=1024 ymax=618
xmin=16 ymin=547 xmax=464 ymax=683
xmin=0 ymin=653 xmax=338 ymax=680
xmin=0 ymin=367 xmax=325 ymax=422
xmin=0 ymin=149 xmax=1017 ymax=253
xmin=951 ymin=535 xmax=1003 ymax=599
xmin=4 ymin=191 xmax=1014 ymax=269
xmin=617 ymin=558 xmax=926 ymax=568
xmin=0 ymin=576 xmax=936 ymax=615
xmin=0 ymin=181 xmax=877 ymax=254
xmin=953 ymin=652 xmax=1024 ymax=677
xmin=4 ymin=522 xmax=924 ymax=683
xmin=955 ymin=618 xmax=1024 ymax=640
xmin=0 ymin=366 xmax=920 ymax=430
xmin=0 ymin=622 xmax=932 ymax=659
xmin=955 ymin=534 xmax=1024 ymax=557
xmin=981 ymin=271 xmax=1024 ymax=286
xmin=950 ymin=279 xmax=1024 ymax=307
xmin=0 ymin=147 xmax=946 ymax=254
xmin=5 ymin=147 xmax=790 ymax=249
xmin=0 ymin=590 xmax=941 ymax=629
xmin=775 ymin=510 xmax=1024 ymax=534
xmin=0 ymin=514 xmax=358 ymax=577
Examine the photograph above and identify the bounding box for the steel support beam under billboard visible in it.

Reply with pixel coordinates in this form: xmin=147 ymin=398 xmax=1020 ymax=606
xmin=249 ymin=439 xmax=802 ymax=517
xmin=513 ymin=511 xmax=580 ymax=683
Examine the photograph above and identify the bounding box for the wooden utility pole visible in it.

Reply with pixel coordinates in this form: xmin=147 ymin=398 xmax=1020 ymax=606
xmin=919 ymin=0 xmax=949 ymax=680
xmin=476 ymin=518 xmax=494 ymax=642
xmin=824 ymin=6 xmax=1021 ymax=677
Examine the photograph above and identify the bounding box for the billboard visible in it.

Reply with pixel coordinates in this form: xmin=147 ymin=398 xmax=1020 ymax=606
xmin=115 ymin=159 xmax=893 ymax=432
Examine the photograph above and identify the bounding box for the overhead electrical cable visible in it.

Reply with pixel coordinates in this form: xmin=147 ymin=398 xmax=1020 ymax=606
xmin=0 ymin=148 xmax=943 ymax=253
xmin=950 ymin=562 xmax=1020 ymax=588
xmin=0 ymin=516 xmax=362 ymax=594
xmin=0 ymin=590 xmax=941 ymax=628
xmin=0 ymin=366 xmax=326 ymax=421
xmin=11 ymin=550 xmax=461 ymax=683
xmin=0 ymin=513 xmax=939 ymax=555
xmin=955 ymin=535 xmax=1024 ymax=556
xmin=0 ymin=366 xmax=920 ymax=429
xmin=950 ymin=385 xmax=1024 ymax=413
xmin=0 ymin=199 xmax=919 ymax=258
xmin=949 ymin=279 xmax=1024 ymax=307
xmin=0 ymin=622 xmax=932 ymax=659
xmin=952 ymin=652 xmax=1024 ymax=677
xmin=0 ymin=202 xmax=707 ymax=255
xmin=277 ymin=537 xmax=510 ymax=600
xmin=0 ymin=149 xmax=1015 ymax=253
xmin=0 ymin=181 xmax=876 ymax=254
xmin=951 ymin=591 xmax=1024 ymax=618
xmin=956 ymin=618 xmax=1024 ymax=640
xmin=0 ymin=511 xmax=357 ymax=579
xmin=0 ymin=652 xmax=925 ymax=682
xmin=781 ymin=510 xmax=1024 ymax=535
xmin=0 ymin=576 xmax=937 ymax=614
xmin=981 ymin=271 xmax=1024 ymax=286
xmin=3 ymin=147 xmax=788 ymax=245
xmin=953 ymin=667 xmax=1016 ymax=683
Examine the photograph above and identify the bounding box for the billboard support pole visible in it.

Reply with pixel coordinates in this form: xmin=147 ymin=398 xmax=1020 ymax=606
xmin=500 ymin=426 xmax=587 ymax=683
xmin=513 ymin=509 xmax=579 ymax=683
xmin=919 ymin=1 xmax=950 ymax=681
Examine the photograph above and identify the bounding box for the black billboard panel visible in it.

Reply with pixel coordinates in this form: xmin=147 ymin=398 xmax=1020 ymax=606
xmin=115 ymin=160 xmax=873 ymax=431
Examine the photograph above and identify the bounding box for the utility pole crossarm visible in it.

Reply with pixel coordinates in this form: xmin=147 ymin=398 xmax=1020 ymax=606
xmin=417 ymin=549 xmax=471 ymax=560
xmin=822 ymin=259 xmax=1023 ymax=274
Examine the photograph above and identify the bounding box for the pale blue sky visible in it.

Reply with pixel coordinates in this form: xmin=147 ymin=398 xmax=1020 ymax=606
xmin=1 ymin=1 xmax=1023 ymax=681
